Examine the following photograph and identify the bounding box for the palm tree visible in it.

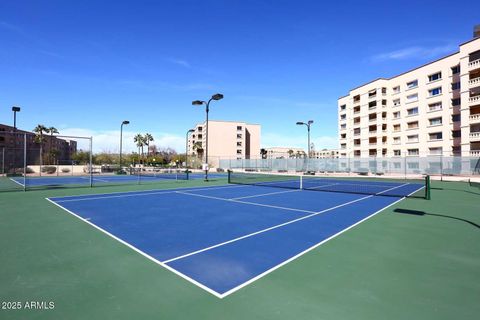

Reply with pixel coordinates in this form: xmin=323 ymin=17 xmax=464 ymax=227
xmin=134 ymin=134 xmax=145 ymax=162
xmin=287 ymin=149 xmax=294 ymax=158
xmin=144 ymin=133 xmax=154 ymax=157
xmin=47 ymin=126 xmax=59 ymax=164
xmin=33 ymin=124 xmax=48 ymax=168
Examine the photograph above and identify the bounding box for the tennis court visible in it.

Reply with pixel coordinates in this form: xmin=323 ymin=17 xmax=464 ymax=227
xmin=9 ymin=172 xmax=226 ymax=188
xmin=47 ymin=174 xmax=425 ymax=297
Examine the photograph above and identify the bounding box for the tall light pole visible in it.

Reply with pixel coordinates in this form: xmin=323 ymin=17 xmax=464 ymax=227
xmin=296 ymin=120 xmax=314 ymax=158
xmin=119 ymin=120 xmax=129 ymax=172
xmin=185 ymin=129 xmax=195 ymax=170
xmin=192 ymin=93 xmax=224 ymax=181
xmin=11 ymin=106 xmax=21 ymax=172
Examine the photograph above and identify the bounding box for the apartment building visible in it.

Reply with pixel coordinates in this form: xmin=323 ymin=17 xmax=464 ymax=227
xmin=187 ymin=120 xmax=261 ymax=167
xmin=311 ymin=149 xmax=340 ymax=159
xmin=0 ymin=124 xmax=77 ymax=172
xmin=338 ymin=34 xmax=480 ymax=158
xmin=264 ymin=147 xmax=305 ymax=159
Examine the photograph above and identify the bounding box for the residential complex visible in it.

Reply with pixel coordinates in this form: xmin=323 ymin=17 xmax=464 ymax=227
xmin=187 ymin=120 xmax=261 ymax=167
xmin=0 ymin=124 xmax=77 ymax=172
xmin=264 ymin=147 xmax=305 ymax=159
xmin=311 ymin=149 xmax=340 ymax=159
xmin=338 ymin=34 xmax=480 ymax=158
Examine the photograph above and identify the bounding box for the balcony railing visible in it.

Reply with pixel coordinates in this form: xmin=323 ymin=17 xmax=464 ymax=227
xmin=470 ymin=114 xmax=480 ymax=123
xmin=469 ymin=95 xmax=480 ymax=104
xmin=469 ymin=77 xmax=480 ymax=87
xmin=470 ymin=132 xmax=480 ymax=141
xmin=471 ymin=150 xmax=480 ymax=156
xmin=468 ymin=59 xmax=480 ymax=69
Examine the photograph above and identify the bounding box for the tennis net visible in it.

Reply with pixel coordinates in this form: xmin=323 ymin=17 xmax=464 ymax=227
xmin=130 ymin=168 xmax=189 ymax=180
xmin=228 ymin=171 xmax=429 ymax=199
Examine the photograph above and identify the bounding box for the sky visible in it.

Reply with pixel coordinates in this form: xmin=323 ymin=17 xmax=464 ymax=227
xmin=0 ymin=0 xmax=478 ymax=153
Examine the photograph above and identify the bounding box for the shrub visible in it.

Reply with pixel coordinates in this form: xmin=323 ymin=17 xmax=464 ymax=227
xmin=61 ymin=168 xmax=70 ymax=173
xmin=41 ymin=166 xmax=57 ymax=174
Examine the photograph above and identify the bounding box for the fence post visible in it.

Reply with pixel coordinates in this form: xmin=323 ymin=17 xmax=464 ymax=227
xmin=89 ymin=137 xmax=93 ymax=187
xmin=404 ymin=152 xmax=407 ymax=180
xmin=23 ymin=134 xmax=26 ymax=191
xmin=440 ymin=154 xmax=443 ymax=181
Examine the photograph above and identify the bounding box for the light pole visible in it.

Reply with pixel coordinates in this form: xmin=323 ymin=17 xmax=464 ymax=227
xmin=11 ymin=106 xmax=21 ymax=173
xmin=192 ymin=93 xmax=224 ymax=181
xmin=185 ymin=129 xmax=194 ymax=170
xmin=296 ymin=120 xmax=314 ymax=158
xmin=119 ymin=120 xmax=129 ymax=173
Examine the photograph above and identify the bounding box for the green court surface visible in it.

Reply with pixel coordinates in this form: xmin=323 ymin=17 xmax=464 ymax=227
xmin=0 ymin=179 xmax=478 ymax=319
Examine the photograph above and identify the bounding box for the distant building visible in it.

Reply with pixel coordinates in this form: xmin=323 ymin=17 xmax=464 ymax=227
xmin=311 ymin=149 xmax=340 ymax=158
xmin=264 ymin=147 xmax=305 ymax=159
xmin=0 ymin=124 xmax=77 ymax=172
xmin=187 ymin=120 xmax=261 ymax=167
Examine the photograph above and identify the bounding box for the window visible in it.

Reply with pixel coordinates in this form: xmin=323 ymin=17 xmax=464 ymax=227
xmin=369 ymin=113 xmax=377 ymax=121
xmin=368 ymin=89 xmax=377 ymax=98
xmin=197 ymin=126 xmax=202 ymax=131
xmin=354 ymin=117 xmax=361 ymax=124
xmin=451 ymin=65 xmax=460 ymax=74
xmin=408 ymin=149 xmax=419 ymax=156
xmin=340 ymin=105 xmax=346 ymax=111
xmin=452 ymin=114 xmax=460 ymax=122
xmin=353 ymin=95 xmax=360 ymax=103
xmin=408 ymin=162 xmax=420 ymax=169
xmin=354 ymin=106 xmax=360 ymax=113
xmin=341 ymin=133 xmax=346 ymax=139
xmin=406 ymin=93 xmax=418 ymax=103
xmin=393 ymin=111 xmax=400 ymax=119
xmin=393 ymin=98 xmax=400 ymax=107
xmin=393 ymin=124 xmax=401 ymax=132
xmin=429 ymin=132 xmax=443 ymax=141
xmin=369 ymin=101 xmax=377 ymax=109
xmin=197 ymin=134 xmax=203 ymax=139
xmin=406 ymin=80 xmax=418 ymax=89
xmin=451 ymin=82 xmax=460 ymax=90
xmin=407 ymin=134 xmax=419 ymax=143
xmin=237 ymin=141 xmax=242 ymax=146
xmin=340 ymin=114 xmax=346 ymax=120
xmin=354 ymin=128 xmax=361 ymax=135
xmin=382 ymin=87 xmax=387 ymax=94
xmin=407 ymin=107 xmax=419 ymax=116
xmin=452 ymin=130 xmax=461 ymax=138
xmin=237 ymin=134 xmax=243 ymax=138
xmin=429 ymin=147 xmax=443 ymax=155
xmin=428 ymin=72 xmax=442 ymax=82
xmin=394 ymin=162 xmax=401 ymax=168
xmin=382 ymin=99 xmax=387 ymax=106
xmin=341 ymin=143 xmax=346 ymax=149
xmin=429 ymin=87 xmax=442 ymax=96
xmin=429 ymin=117 xmax=442 ymax=126
xmin=237 ymin=149 xmax=242 ymax=154
xmin=237 ymin=126 xmax=243 ymax=130
xmin=393 ymin=86 xmax=400 ymax=94
xmin=407 ymin=121 xmax=419 ymax=129
xmin=340 ymin=123 xmax=346 ymax=129
xmin=428 ymin=102 xmax=442 ymax=112
xmin=354 ymin=139 xmax=361 ymax=146
xmin=394 ymin=150 xmax=401 ymax=156
xmin=452 ymin=98 xmax=461 ymax=106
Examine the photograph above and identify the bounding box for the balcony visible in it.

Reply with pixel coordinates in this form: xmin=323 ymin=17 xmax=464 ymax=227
xmin=470 ymin=132 xmax=480 ymax=141
xmin=468 ymin=59 xmax=480 ymax=70
xmin=470 ymin=114 xmax=480 ymax=124
xmin=471 ymin=150 xmax=480 ymax=156
xmin=469 ymin=77 xmax=480 ymax=87
xmin=469 ymin=96 xmax=480 ymax=104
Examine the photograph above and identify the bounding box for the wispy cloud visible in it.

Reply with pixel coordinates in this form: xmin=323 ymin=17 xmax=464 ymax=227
xmin=58 ymin=128 xmax=184 ymax=153
xmin=371 ymin=44 xmax=456 ymax=62
xmin=237 ymin=95 xmax=333 ymax=109
xmin=114 ymin=79 xmax=215 ymax=92
xmin=166 ymin=58 xmax=191 ymax=68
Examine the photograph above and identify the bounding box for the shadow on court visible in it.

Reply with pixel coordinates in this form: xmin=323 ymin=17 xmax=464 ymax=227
xmin=393 ymin=208 xmax=480 ymax=229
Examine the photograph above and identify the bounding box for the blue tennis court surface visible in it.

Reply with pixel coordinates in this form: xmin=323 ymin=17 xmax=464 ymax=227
xmin=47 ymin=181 xmax=423 ymax=298
xmin=11 ymin=172 xmax=226 ymax=187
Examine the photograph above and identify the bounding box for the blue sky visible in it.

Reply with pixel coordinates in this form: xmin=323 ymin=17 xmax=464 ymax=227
xmin=0 ymin=0 xmax=478 ymax=153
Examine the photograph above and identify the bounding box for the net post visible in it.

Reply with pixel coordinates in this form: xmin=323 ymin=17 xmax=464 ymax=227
xmin=300 ymin=175 xmax=303 ymax=190
xmin=89 ymin=137 xmax=93 ymax=187
xmin=425 ymin=175 xmax=431 ymax=200
xmin=227 ymin=170 xmax=231 ymax=184
xmin=23 ymin=133 xmax=27 ymax=192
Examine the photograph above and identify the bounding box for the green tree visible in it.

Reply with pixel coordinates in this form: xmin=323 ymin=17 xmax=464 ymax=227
xmin=144 ymin=133 xmax=154 ymax=156
xmin=33 ymin=124 xmax=48 ymax=166
xmin=287 ymin=149 xmax=294 ymax=158
xmin=133 ymin=134 xmax=145 ymax=162
xmin=47 ymin=126 xmax=59 ymax=164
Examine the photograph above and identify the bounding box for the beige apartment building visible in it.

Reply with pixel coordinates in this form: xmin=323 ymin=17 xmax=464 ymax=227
xmin=311 ymin=149 xmax=340 ymax=159
xmin=338 ymin=35 xmax=480 ymax=158
xmin=264 ymin=147 xmax=305 ymax=159
xmin=187 ymin=120 xmax=261 ymax=167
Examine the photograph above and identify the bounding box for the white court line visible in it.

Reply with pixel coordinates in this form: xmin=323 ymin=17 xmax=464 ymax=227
xmin=232 ymin=189 xmax=301 ymax=200
xmin=164 ymin=183 xmax=409 ymax=264
xmin=45 ymin=198 xmax=224 ymax=299
xmin=174 ymin=191 xmax=316 ymax=214
xmin=79 ymin=176 xmax=111 ymax=183
xmin=51 ymin=184 xmax=249 ymax=203
xmin=9 ymin=177 xmax=25 ymax=187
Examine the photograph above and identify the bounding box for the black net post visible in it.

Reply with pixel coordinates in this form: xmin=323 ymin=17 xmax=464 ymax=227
xmin=425 ymin=175 xmax=431 ymax=200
